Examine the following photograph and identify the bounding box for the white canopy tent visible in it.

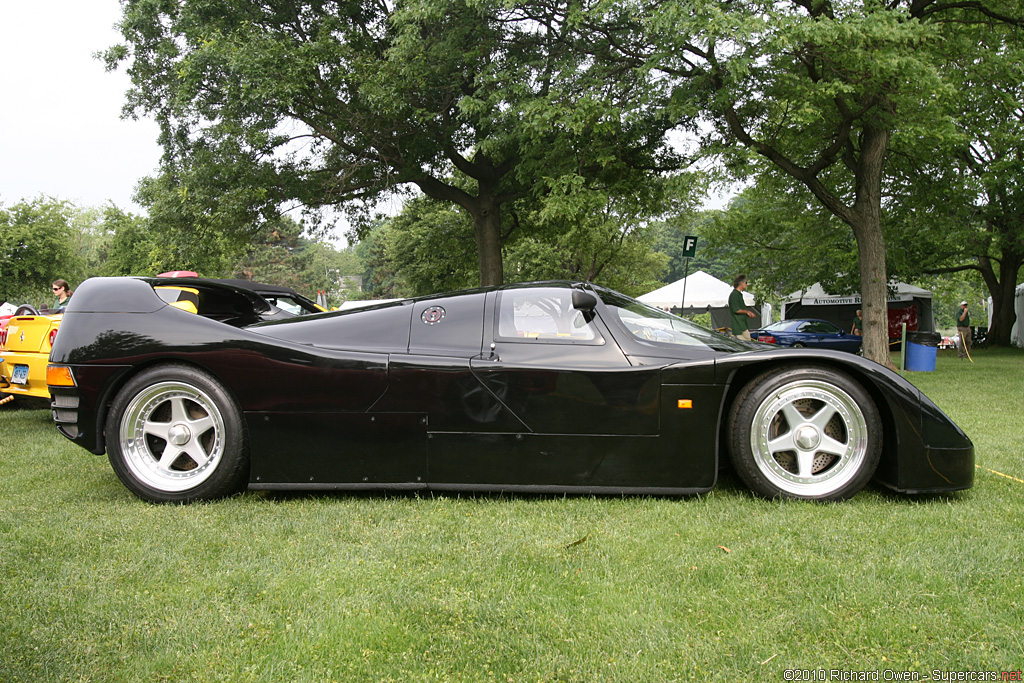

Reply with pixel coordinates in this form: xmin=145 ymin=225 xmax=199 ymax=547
xmin=638 ymin=271 xmax=769 ymax=330
xmin=781 ymin=281 xmax=935 ymax=333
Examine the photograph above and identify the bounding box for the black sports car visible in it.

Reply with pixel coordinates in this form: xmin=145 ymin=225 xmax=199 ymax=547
xmin=47 ymin=277 xmax=974 ymax=503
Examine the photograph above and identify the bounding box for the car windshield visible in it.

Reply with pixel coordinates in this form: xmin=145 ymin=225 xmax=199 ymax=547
xmin=762 ymin=320 xmax=793 ymax=331
xmin=597 ymin=291 xmax=750 ymax=352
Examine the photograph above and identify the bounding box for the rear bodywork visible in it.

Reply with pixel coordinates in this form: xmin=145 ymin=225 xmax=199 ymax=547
xmin=48 ymin=277 xmax=974 ymax=496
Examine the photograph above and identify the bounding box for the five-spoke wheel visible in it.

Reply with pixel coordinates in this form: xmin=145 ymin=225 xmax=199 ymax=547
xmin=728 ymin=365 xmax=881 ymax=501
xmin=106 ymin=365 xmax=248 ymax=502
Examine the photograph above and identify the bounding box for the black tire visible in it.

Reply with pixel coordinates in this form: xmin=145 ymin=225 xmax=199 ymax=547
xmin=791 ymin=342 xmax=806 ymax=348
xmin=727 ymin=365 xmax=882 ymax=501
xmin=105 ymin=365 xmax=249 ymax=503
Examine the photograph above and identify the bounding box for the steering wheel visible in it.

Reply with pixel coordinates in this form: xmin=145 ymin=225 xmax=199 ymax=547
xmin=14 ymin=304 xmax=40 ymax=316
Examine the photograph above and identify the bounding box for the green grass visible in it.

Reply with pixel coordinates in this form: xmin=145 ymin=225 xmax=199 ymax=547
xmin=2 ymin=348 xmax=1023 ymax=682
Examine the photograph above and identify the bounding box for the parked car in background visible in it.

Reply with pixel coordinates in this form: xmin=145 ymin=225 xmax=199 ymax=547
xmin=751 ymin=319 xmax=863 ymax=353
xmin=48 ymin=277 xmax=973 ymax=504
xmin=1 ymin=306 xmax=64 ymax=401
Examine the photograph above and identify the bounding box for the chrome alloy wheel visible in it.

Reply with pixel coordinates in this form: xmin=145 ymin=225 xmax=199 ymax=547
xmin=118 ymin=381 xmax=226 ymax=493
xmin=749 ymin=379 xmax=869 ymax=497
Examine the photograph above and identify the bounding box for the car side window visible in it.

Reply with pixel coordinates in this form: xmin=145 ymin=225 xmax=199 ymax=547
xmin=496 ymin=289 xmax=600 ymax=343
xmin=804 ymin=321 xmax=837 ymax=334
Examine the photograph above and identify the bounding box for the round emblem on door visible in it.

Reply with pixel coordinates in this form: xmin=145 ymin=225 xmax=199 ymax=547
xmin=421 ymin=306 xmax=446 ymax=325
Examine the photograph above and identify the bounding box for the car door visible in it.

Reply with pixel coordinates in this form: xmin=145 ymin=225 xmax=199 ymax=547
xmin=428 ymin=286 xmax=665 ymax=488
xmin=802 ymin=320 xmax=856 ymax=351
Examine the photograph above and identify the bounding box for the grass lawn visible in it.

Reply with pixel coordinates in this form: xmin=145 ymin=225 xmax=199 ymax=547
xmin=1 ymin=348 xmax=1022 ymax=682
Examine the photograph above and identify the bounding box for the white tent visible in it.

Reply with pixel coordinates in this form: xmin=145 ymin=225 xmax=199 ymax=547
xmin=639 ymin=271 xmax=768 ymax=330
xmin=781 ymin=281 xmax=935 ymax=333
xmin=782 ymin=281 xmax=933 ymax=309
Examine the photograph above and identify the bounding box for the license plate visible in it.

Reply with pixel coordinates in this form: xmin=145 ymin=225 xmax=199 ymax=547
xmin=11 ymin=364 xmax=29 ymax=385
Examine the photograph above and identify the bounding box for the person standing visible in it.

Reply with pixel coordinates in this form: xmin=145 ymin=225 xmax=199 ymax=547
xmin=729 ymin=274 xmax=758 ymax=341
xmin=956 ymin=300 xmax=971 ymax=359
xmin=51 ymin=279 xmax=73 ymax=310
xmin=851 ymin=309 xmax=863 ymax=336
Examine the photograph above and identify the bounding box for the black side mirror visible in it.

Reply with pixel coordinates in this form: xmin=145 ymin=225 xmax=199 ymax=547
xmin=571 ymin=289 xmax=598 ymax=312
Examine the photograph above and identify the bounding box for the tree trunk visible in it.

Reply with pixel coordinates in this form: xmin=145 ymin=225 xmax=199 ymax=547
xmin=847 ymin=124 xmax=894 ymax=369
xmin=468 ymin=193 xmax=504 ymax=287
xmin=850 ymin=214 xmax=893 ymax=366
xmin=980 ymin=247 xmax=1023 ymax=347
xmin=414 ymin=176 xmax=505 ymax=287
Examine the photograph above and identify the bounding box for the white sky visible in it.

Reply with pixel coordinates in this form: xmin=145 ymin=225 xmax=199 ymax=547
xmin=0 ymin=0 xmax=162 ymax=213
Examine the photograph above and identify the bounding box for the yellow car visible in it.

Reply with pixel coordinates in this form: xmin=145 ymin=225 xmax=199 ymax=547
xmin=1 ymin=308 xmax=63 ymax=401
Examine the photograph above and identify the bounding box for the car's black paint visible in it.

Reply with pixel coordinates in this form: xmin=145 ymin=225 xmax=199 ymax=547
xmin=49 ymin=277 xmax=974 ymax=498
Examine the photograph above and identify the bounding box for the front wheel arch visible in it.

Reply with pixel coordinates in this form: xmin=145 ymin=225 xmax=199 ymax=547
xmin=725 ymin=364 xmax=883 ymax=501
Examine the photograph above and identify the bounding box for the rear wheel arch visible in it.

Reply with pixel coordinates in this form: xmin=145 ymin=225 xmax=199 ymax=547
xmin=100 ymin=361 xmax=249 ymax=502
xmin=96 ymin=359 xmax=243 ymax=450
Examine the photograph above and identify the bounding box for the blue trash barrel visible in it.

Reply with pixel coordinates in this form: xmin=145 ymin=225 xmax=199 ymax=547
xmin=905 ymin=331 xmax=940 ymax=372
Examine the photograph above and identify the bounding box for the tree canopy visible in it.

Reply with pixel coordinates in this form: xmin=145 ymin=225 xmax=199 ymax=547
xmin=106 ymin=0 xmax=688 ymax=287
xmin=369 ymin=190 xmax=669 ymax=298
xmin=582 ymin=0 xmax=1023 ymax=362
xmin=883 ymin=10 xmax=1024 ymax=346
xmin=0 ymin=198 xmax=83 ymax=306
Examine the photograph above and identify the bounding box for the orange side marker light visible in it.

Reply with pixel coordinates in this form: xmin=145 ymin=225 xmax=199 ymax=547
xmin=47 ymin=365 xmax=76 ymax=387
xmin=677 ymin=399 xmax=693 ymax=409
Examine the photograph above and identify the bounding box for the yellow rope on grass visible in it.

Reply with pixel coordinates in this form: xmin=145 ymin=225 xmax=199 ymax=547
xmin=977 ymin=465 xmax=1024 ymax=485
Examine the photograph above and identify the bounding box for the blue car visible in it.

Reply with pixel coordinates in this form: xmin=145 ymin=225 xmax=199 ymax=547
xmin=751 ymin=318 xmax=862 ymax=353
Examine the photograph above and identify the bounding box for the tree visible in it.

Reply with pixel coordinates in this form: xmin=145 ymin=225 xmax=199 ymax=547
xmin=0 ymin=197 xmax=83 ymax=306
xmin=106 ymin=0 xmax=686 ymax=288
xmin=230 ymin=215 xmax=364 ymax=305
xmin=586 ymin=0 xmax=1023 ymax=366
xmin=702 ymin=181 xmax=861 ymax=298
xmin=295 ymin=241 xmax=364 ymax=306
xmin=374 ymin=188 xmax=670 ymax=298
xmin=100 ymin=206 xmax=156 ymax=276
xmin=651 ymin=211 xmax=751 ymax=286
xmin=231 ymin=215 xmax=310 ymax=286
xmin=132 ymin=173 xmax=257 ymax=276
xmin=884 ymin=15 xmax=1024 ymax=346
xmin=384 ymin=198 xmax=481 ymax=296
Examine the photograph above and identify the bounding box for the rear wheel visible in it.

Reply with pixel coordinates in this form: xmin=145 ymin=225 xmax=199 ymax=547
xmin=105 ymin=365 xmax=249 ymax=503
xmin=728 ymin=365 xmax=881 ymax=501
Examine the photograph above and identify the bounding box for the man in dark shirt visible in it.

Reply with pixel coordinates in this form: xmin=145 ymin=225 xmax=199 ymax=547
xmin=729 ymin=275 xmax=757 ymax=340
xmin=956 ymin=300 xmax=971 ymax=359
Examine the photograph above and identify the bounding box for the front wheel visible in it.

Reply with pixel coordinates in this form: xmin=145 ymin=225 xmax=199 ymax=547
xmin=105 ymin=365 xmax=249 ymax=503
xmin=727 ymin=365 xmax=881 ymax=501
